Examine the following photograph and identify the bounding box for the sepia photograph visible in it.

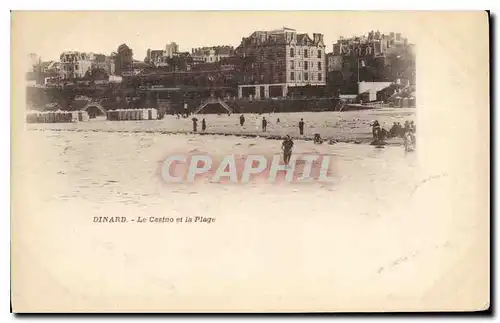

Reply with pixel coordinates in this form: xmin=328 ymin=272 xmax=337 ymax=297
xmin=10 ymin=10 xmax=490 ymax=313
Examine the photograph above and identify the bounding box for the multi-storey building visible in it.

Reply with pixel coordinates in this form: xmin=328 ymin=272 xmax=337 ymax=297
xmin=332 ymin=31 xmax=408 ymax=58
xmin=191 ymin=46 xmax=234 ymax=63
xmin=164 ymin=42 xmax=179 ymax=58
xmin=59 ymin=51 xmax=95 ymax=79
xmin=59 ymin=51 xmax=116 ymax=79
xmin=145 ymin=43 xmax=181 ymax=67
xmin=235 ymin=27 xmax=326 ymax=99
xmin=146 ymin=49 xmax=166 ymax=67
xmin=92 ymin=54 xmax=116 ymax=76
xmin=326 ymin=31 xmax=414 ymax=96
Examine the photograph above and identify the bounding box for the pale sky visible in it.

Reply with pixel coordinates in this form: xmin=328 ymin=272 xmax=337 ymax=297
xmin=13 ymin=11 xmax=423 ymax=62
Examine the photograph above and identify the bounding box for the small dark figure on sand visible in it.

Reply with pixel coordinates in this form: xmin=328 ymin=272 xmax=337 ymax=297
xmin=314 ymin=133 xmax=323 ymax=144
xmin=192 ymin=117 xmax=198 ymax=133
xmin=262 ymin=117 xmax=267 ymax=132
xmin=240 ymin=114 xmax=245 ymax=127
xmin=372 ymin=120 xmax=381 ymax=139
xmin=202 ymin=118 xmax=206 ymax=132
xmin=282 ymin=135 xmax=294 ymax=166
xmin=299 ymin=118 xmax=305 ymax=135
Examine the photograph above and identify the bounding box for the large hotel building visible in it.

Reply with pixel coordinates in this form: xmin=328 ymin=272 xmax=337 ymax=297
xmin=235 ymin=27 xmax=326 ymax=99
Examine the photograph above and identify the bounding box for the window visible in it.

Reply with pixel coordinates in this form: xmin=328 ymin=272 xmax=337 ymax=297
xmin=318 ymin=61 xmax=322 ymax=69
xmin=290 ymin=48 xmax=294 ymax=57
xmin=318 ymin=73 xmax=322 ymax=81
xmin=290 ymin=72 xmax=295 ymax=81
xmin=304 ymin=61 xmax=308 ymax=70
xmin=290 ymin=60 xmax=294 ymax=69
xmin=298 ymin=73 xmax=301 ymax=81
xmin=304 ymin=72 xmax=308 ymax=81
xmin=304 ymin=49 xmax=308 ymax=58
xmin=317 ymin=50 xmax=322 ymax=58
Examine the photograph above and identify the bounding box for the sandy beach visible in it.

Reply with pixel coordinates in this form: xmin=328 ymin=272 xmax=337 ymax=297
xmin=12 ymin=122 xmax=484 ymax=312
xmin=26 ymin=108 xmax=416 ymax=144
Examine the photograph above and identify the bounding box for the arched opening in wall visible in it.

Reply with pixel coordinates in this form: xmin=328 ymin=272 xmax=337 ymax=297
xmin=82 ymin=104 xmax=106 ymax=119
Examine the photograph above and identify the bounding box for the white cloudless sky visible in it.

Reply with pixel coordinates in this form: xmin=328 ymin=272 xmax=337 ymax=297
xmin=15 ymin=11 xmax=422 ymax=62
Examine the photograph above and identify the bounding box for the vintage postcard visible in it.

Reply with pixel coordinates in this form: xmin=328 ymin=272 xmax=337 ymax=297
xmin=11 ymin=11 xmax=490 ymax=313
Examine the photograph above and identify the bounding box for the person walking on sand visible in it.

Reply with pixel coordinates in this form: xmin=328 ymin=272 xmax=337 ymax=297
xmin=202 ymin=118 xmax=206 ymax=132
xmin=262 ymin=117 xmax=268 ymax=132
xmin=299 ymin=118 xmax=305 ymax=136
xmin=240 ymin=114 xmax=245 ymax=127
xmin=192 ymin=117 xmax=198 ymax=133
xmin=282 ymin=135 xmax=294 ymax=166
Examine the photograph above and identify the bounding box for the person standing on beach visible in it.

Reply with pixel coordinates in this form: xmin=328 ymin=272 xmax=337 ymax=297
xmin=282 ymin=135 xmax=294 ymax=166
xmin=202 ymin=118 xmax=206 ymax=132
xmin=299 ymin=118 xmax=305 ymax=135
xmin=410 ymin=120 xmax=416 ymax=133
xmin=192 ymin=117 xmax=198 ymax=133
xmin=240 ymin=114 xmax=245 ymax=127
xmin=372 ymin=120 xmax=381 ymax=139
xmin=262 ymin=117 xmax=268 ymax=132
xmin=404 ymin=120 xmax=411 ymax=133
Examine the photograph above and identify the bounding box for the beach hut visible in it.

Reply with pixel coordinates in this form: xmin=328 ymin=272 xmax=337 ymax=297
xmin=107 ymin=109 xmax=118 ymax=121
xmin=103 ymin=107 xmax=159 ymax=121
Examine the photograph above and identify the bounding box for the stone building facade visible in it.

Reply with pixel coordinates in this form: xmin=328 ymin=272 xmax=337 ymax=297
xmin=235 ymin=27 xmax=326 ymax=99
xmin=59 ymin=51 xmax=94 ymax=79
xmin=191 ymin=46 xmax=234 ymax=63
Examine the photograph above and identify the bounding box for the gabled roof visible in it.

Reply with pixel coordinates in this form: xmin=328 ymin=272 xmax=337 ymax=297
xmin=237 ymin=29 xmax=324 ymax=48
xmin=39 ymin=61 xmax=54 ymax=70
xmin=296 ymin=34 xmax=312 ymax=45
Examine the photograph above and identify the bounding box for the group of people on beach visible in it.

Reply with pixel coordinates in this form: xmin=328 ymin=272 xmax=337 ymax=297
xmin=191 ymin=117 xmax=206 ymax=133
xmin=189 ymin=114 xmax=416 ymax=161
xmin=237 ymin=114 xmax=306 ymax=136
xmin=372 ymin=119 xmax=416 ymax=151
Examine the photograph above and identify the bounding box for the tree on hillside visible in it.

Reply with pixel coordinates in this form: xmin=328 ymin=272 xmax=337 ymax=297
xmin=83 ymin=67 xmax=109 ymax=80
